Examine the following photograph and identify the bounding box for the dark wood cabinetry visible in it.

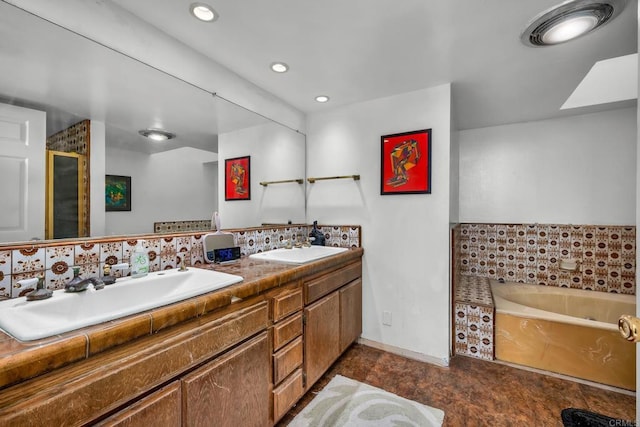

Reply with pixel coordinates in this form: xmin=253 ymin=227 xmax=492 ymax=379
xmin=340 ymin=278 xmax=363 ymax=353
xmin=304 ymin=291 xmax=341 ymax=387
xmin=304 ymin=261 xmax=362 ymax=390
xmin=96 ymin=382 xmax=182 ymax=427
xmin=182 ymin=332 xmax=270 ymax=427
xmin=0 ymin=252 xmax=363 ymax=427
xmin=269 ymin=286 xmax=305 ymax=424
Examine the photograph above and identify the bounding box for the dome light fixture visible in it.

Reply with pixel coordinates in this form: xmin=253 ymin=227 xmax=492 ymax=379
xmin=271 ymin=62 xmax=289 ymax=73
xmin=521 ymin=0 xmax=626 ymax=47
xmin=315 ymin=95 xmax=330 ymax=103
xmin=189 ymin=3 xmax=218 ymax=22
xmin=138 ymin=129 xmax=176 ymax=142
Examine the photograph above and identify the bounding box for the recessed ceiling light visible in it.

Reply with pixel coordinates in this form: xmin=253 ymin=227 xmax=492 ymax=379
xmin=315 ymin=95 xmax=330 ymax=103
xmin=271 ymin=62 xmax=289 ymax=73
xmin=138 ymin=129 xmax=176 ymax=142
xmin=521 ymin=0 xmax=626 ymax=47
xmin=190 ymin=3 xmax=218 ymax=22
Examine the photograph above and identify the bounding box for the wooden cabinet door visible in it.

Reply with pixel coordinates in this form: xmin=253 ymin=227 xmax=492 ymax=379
xmin=340 ymin=279 xmax=362 ymax=353
xmin=95 ymin=382 xmax=181 ymax=427
xmin=182 ymin=332 xmax=270 ymax=427
xmin=304 ymin=291 xmax=340 ymax=388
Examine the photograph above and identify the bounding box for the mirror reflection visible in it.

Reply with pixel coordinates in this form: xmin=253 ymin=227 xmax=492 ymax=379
xmin=0 ymin=2 xmax=306 ymax=245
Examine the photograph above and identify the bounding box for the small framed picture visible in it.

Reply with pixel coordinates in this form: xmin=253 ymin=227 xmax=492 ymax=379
xmin=380 ymin=129 xmax=431 ymax=195
xmin=225 ymin=156 xmax=251 ymax=201
xmin=105 ymin=175 xmax=132 ymax=211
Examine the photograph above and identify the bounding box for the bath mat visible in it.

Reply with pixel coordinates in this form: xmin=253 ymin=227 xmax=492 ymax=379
xmin=288 ymin=375 xmax=444 ymax=427
xmin=561 ymin=408 xmax=633 ymax=426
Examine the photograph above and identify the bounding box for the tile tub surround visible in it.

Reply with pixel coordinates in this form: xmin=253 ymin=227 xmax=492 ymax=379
xmin=0 ymin=247 xmax=364 ymax=390
xmin=454 ymin=275 xmax=494 ymax=361
xmin=0 ymin=224 xmax=361 ymax=299
xmin=456 ymin=223 xmax=636 ymax=294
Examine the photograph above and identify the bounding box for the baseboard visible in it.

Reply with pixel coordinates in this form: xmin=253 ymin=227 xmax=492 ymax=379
xmin=357 ymin=337 xmax=450 ymax=367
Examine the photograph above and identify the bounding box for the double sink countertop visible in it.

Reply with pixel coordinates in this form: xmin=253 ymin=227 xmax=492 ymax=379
xmin=0 ymin=247 xmax=364 ymax=390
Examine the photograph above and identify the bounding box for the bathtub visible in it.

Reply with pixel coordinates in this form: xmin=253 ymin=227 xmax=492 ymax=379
xmin=491 ymin=280 xmax=636 ymax=390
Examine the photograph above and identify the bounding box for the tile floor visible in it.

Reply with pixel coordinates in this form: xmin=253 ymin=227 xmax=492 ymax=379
xmin=278 ymin=344 xmax=636 ymax=426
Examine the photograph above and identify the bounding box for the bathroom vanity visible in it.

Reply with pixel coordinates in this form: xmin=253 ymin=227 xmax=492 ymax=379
xmin=0 ymin=248 xmax=363 ymax=426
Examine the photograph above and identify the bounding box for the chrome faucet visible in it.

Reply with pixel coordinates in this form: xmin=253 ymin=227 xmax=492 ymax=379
xmin=65 ymin=277 xmax=105 ymax=292
xmin=19 ymin=277 xmax=53 ymax=301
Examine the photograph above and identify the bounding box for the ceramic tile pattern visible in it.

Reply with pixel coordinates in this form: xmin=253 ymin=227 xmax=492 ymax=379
xmin=454 ymin=275 xmax=494 ymax=361
xmin=277 ymin=344 xmax=636 ymax=427
xmin=457 ymin=223 xmax=636 ymax=294
xmin=153 ymin=220 xmax=213 ymax=234
xmin=0 ymin=224 xmax=360 ymax=300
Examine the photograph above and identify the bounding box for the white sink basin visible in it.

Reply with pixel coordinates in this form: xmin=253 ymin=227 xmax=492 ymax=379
xmin=249 ymin=246 xmax=348 ymax=265
xmin=0 ymin=268 xmax=243 ymax=341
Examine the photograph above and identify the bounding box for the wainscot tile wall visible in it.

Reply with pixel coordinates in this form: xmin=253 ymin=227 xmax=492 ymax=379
xmin=0 ymin=224 xmax=361 ymax=300
xmin=452 ymin=222 xmax=636 ymax=361
xmin=454 ymin=275 xmax=494 ymax=361
xmin=456 ymin=223 xmax=635 ymax=295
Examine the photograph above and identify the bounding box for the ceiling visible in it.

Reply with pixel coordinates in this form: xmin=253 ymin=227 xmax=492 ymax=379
xmin=110 ymin=0 xmax=638 ymax=130
xmin=0 ymin=0 xmax=271 ymax=154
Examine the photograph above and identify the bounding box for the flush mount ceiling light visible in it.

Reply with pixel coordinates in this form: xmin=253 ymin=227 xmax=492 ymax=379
xmin=521 ymin=0 xmax=626 ymax=47
xmin=315 ymin=95 xmax=330 ymax=103
xmin=271 ymin=62 xmax=289 ymax=73
xmin=138 ymin=129 xmax=176 ymax=142
xmin=189 ymin=3 xmax=218 ymax=22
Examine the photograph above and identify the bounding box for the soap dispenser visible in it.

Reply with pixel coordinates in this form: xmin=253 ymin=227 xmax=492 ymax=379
xmin=131 ymin=241 xmax=149 ymax=278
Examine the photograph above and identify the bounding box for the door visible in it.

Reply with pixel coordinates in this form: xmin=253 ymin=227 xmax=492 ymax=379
xmin=181 ymin=332 xmax=270 ymax=427
xmin=304 ymin=291 xmax=340 ymax=388
xmin=340 ymin=279 xmax=363 ymax=353
xmin=0 ymin=103 xmax=46 ymax=242
xmin=46 ymin=150 xmax=86 ymax=239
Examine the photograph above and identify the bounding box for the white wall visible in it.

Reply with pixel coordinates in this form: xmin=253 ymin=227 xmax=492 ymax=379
xmin=450 ymin=129 xmax=460 ymax=224
xmin=636 ymin=3 xmax=639 ymax=418
xmin=105 ymin=147 xmax=218 ymax=235
xmin=218 ymin=123 xmax=306 ymax=229
xmin=90 ymin=120 xmax=106 ymax=237
xmin=7 ymin=0 xmax=305 ymax=132
xmin=306 ymin=84 xmax=452 ymax=364
xmin=459 ymin=107 xmax=637 ymax=225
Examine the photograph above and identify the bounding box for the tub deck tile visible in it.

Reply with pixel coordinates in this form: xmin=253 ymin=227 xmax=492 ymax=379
xmin=454 ymin=275 xmax=494 ymax=361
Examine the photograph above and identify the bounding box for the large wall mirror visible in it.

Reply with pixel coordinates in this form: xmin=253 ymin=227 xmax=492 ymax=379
xmin=0 ymin=1 xmax=306 ymax=245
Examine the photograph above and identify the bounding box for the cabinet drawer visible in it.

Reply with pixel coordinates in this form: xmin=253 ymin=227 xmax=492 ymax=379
xmin=272 ymin=312 xmax=303 ymax=351
xmin=273 ymin=336 xmax=303 ymax=385
xmin=305 ymin=261 xmax=361 ymax=304
xmin=272 ymin=288 xmax=303 ymax=322
xmin=95 ymin=382 xmax=181 ymax=426
xmin=273 ymin=368 xmax=304 ymax=423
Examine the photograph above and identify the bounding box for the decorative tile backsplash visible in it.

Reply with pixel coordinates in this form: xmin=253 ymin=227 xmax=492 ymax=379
xmin=153 ymin=220 xmax=213 ymax=234
xmin=456 ymin=223 xmax=635 ymax=295
xmin=0 ymin=224 xmax=361 ymax=299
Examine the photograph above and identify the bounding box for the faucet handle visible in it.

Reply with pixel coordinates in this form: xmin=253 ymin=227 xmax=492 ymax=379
xmin=17 ymin=277 xmax=39 ymax=289
xmin=26 ymin=277 xmax=53 ymax=301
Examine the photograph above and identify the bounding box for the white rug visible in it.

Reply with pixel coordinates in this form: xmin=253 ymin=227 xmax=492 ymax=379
xmin=288 ymin=375 xmax=445 ymax=427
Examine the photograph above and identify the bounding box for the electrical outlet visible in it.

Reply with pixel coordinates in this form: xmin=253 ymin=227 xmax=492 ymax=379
xmin=382 ymin=311 xmax=392 ymax=326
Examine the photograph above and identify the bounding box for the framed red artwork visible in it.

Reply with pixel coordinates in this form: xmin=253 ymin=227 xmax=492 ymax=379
xmin=380 ymin=129 xmax=431 ymax=195
xmin=225 ymin=156 xmax=251 ymax=201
